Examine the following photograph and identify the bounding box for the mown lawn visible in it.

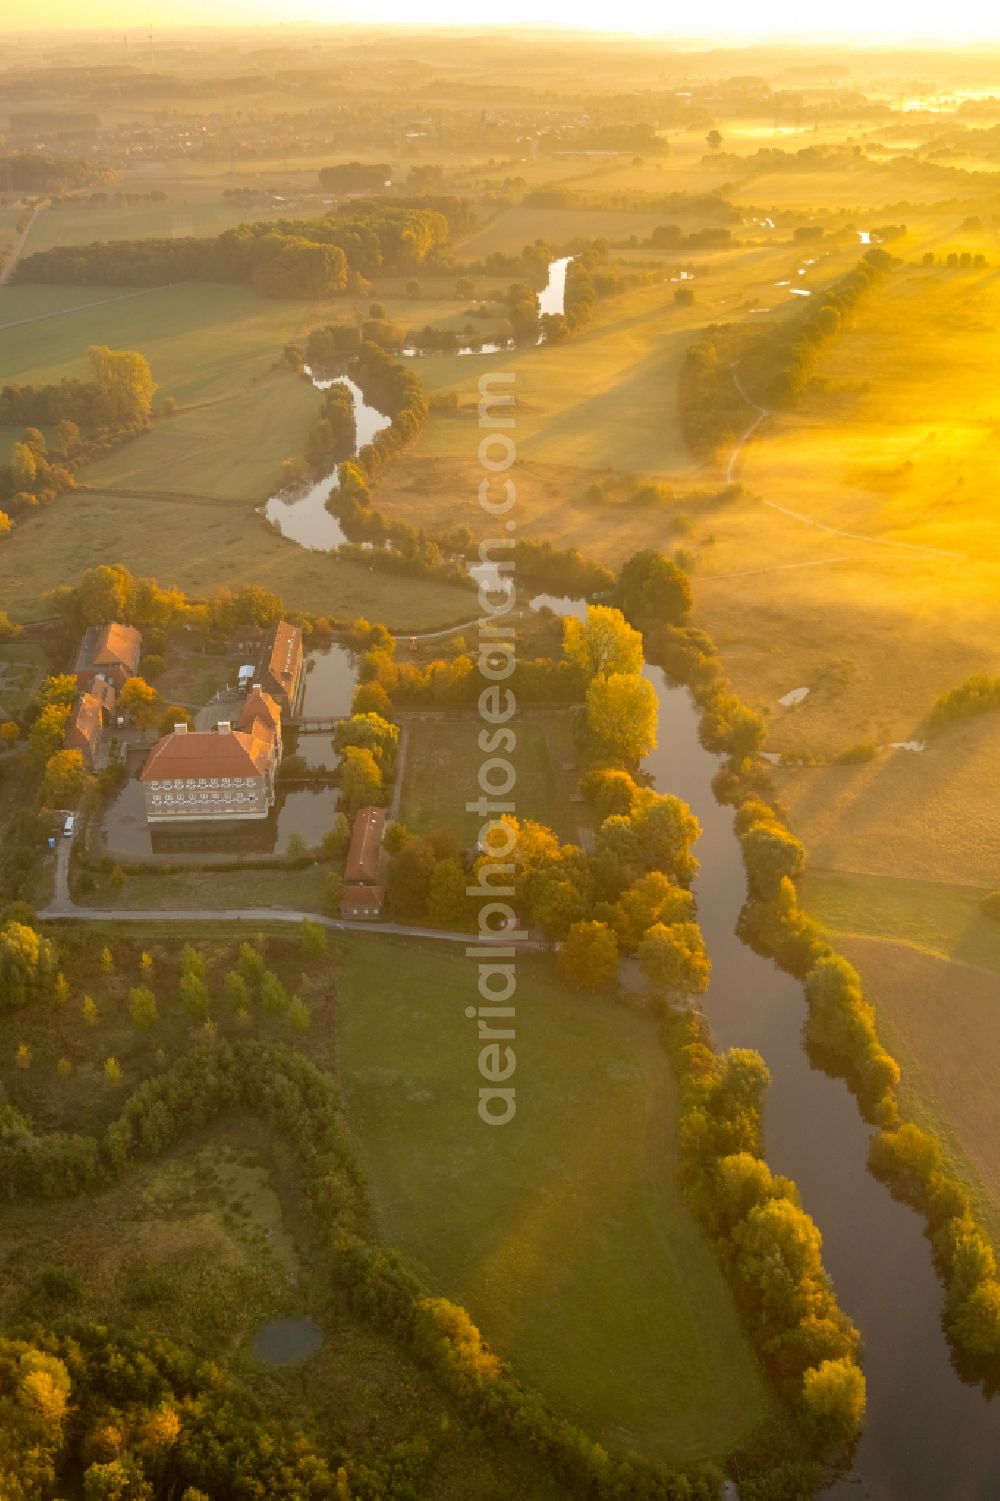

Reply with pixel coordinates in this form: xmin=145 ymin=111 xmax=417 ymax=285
xmin=398 ymin=711 xmax=586 ymax=846
xmin=337 ymin=935 xmax=771 ymax=1465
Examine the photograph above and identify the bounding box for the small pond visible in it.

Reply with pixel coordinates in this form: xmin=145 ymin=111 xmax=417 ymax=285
xmin=252 ymin=1316 xmax=325 ymax=1368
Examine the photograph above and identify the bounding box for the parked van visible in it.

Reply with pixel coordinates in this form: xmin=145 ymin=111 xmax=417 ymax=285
xmin=62 ymin=815 xmax=75 ymax=838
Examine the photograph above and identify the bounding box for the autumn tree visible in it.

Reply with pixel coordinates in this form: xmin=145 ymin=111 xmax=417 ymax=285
xmin=39 ymin=674 xmax=79 ymax=706
xmin=586 ymin=672 xmax=658 ymax=763
xmin=340 ymin=744 xmax=383 ymax=812
xmin=557 ymin=920 xmax=619 ymax=990
xmin=0 ymin=922 xmax=57 ymax=1009
xmin=801 ymin=1357 xmax=866 ymax=1451
xmin=563 ymin=604 xmax=644 ymax=679
xmin=88 ymin=344 xmax=156 ymax=429
xmin=638 ymin=921 xmax=711 ymax=996
xmin=29 ymin=702 xmax=71 ymax=764
xmin=119 ymin=678 xmax=161 ymax=728
xmin=614 ymin=871 xmax=695 ymax=947
xmin=333 ymin=712 xmax=399 ymax=768
xmin=41 ymin=748 xmax=87 ymax=806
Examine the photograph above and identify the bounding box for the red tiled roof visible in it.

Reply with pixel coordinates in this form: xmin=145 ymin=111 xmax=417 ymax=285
xmin=345 ymin=806 xmax=385 ymax=884
xmin=264 ymin=620 xmax=302 ymax=698
xmin=237 ymin=687 xmax=281 ymax=736
xmin=92 ymin=622 xmax=142 ymax=674
xmin=64 ymin=693 xmax=102 ymax=755
xmin=89 ymin=678 xmax=116 ymax=713
xmin=140 ymin=725 xmax=274 ymax=782
xmin=340 ymin=884 xmax=385 ymax=916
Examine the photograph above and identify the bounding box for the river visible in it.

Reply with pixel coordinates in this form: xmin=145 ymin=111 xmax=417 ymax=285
xmin=263 ymin=258 xmax=572 ymax=555
xmin=527 ymin=595 xmax=1000 ymax=1497
xmin=643 ymin=670 xmax=1000 ymax=1500
xmin=264 ymin=372 xmax=392 ymax=552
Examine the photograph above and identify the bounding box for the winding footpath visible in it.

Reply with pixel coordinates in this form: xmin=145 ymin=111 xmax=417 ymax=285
xmin=724 ymin=367 xmax=964 ymax=561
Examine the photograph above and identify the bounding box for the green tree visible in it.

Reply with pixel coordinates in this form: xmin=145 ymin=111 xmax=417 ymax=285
xmin=579 ymin=766 xmax=639 ymax=821
xmin=300 ymin=919 xmax=328 ymax=960
xmin=10 ymin=440 xmax=37 ymax=493
xmin=260 ymin=970 xmax=290 ymax=1015
xmin=614 ymin=549 xmax=692 ymax=627
xmin=742 ymin=819 xmax=806 ymax=896
xmin=223 ymin=970 xmax=251 ymax=1013
xmin=557 ymin=920 xmax=619 ymax=991
xmin=426 ymin=858 xmax=470 ymax=929
xmin=83 ymin=1455 xmax=154 ymax=1500
xmin=178 ymin=970 xmax=209 ymax=1019
xmin=128 ymin=985 xmax=158 ymax=1030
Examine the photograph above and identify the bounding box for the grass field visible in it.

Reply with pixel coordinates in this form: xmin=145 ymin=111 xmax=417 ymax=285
xmin=771 ymin=715 xmax=1000 ymax=887
xmin=0 ymin=489 xmax=476 ymax=628
xmin=837 ymin=936 xmax=1000 ymax=1235
xmin=370 ymin=241 xmax=862 ymax=558
xmin=73 ymin=863 xmax=333 ymax=913
xmin=398 ymin=711 xmax=586 ymax=845
xmin=337 ymin=935 xmax=771 ymax=1464
xmin=0 ymin=281 xmax=323 ymax=498
xmin=0 ymin=639 xmax=48 ymax=721
xmin=22 ymin=193 xmax=300 ymax=255
xmin=706 ymin=263 xmax=1000 ymax=745
xmin=804 ymin=872 xmax=1000 ymax=1228
xmin=802 ymin=868 xmax=1000 ymax=975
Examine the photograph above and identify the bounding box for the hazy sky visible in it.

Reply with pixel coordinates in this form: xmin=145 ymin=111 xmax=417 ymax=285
xmin=5 ymin=0 xmax=1000 ymax=39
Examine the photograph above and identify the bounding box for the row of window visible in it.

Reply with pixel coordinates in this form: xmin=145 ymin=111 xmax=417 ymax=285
xmin=150 ymin=791 xmax=263 ymax=806
xmin=150 ymin=777 xmax=257 ymax=790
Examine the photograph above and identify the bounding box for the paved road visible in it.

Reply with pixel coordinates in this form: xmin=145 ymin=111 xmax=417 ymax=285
xmin=42 ymin=897 xmax=541 ymax=947
xmin=43 ymin=838 xmax=541 ymax=946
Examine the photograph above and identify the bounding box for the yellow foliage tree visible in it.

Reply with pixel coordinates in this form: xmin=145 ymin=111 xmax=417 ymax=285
xmin=585 ymin=672 xmax=658 ymax=763
xmin=563 ymin=603 xmax=644 ymax=679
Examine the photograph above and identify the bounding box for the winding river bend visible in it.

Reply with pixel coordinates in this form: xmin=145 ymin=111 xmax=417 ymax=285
xmin=263 ymin=257 xmax=573 ymax=555
xmin=642 ymin=669 xmax=1000 ymax=1500
xmin=264 ymin=372 xmax=391 ymax=552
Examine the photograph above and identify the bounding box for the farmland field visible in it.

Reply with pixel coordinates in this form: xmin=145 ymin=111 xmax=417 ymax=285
xmin=337 ymin=935 xmax=772 ymax=1463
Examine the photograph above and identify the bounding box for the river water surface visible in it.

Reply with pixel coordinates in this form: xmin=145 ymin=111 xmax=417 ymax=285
xmin=642 ymin=668 xmax=1000 ymax=1501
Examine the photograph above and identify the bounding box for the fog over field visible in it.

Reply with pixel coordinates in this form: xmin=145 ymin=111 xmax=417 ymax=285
xmin=0 ymin=20 xmax=998 ymax=1501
